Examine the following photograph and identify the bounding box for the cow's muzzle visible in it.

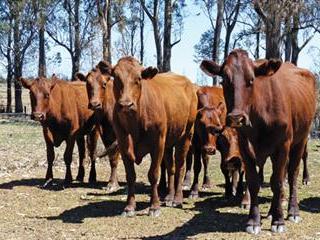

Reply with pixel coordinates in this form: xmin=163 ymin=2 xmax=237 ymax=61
xmin=226 ymin=111 xmax=251 ymax=128
xmin=88 ymin=101 xmax=102 ymax=110
xmin=31 ymin=112 xmax=45 ymax=122
xmin=118 ymin=100 xmax=135 ymax=111
xmin=203 ymin=145 xmax=216 ymax=155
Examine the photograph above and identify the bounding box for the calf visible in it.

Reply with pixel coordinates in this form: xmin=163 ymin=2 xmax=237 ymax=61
xmin=20 ymin=76 xmax=98 ymax=187
xmin=186 ymin=87 xmax=226 ymax=198
xmin=109 ymin=57 xmax=197 ymax=217
xmin=75 ymin=62 xmax=121 ymax=192
xmin=201 ymin=49 xmax=316 ymax=234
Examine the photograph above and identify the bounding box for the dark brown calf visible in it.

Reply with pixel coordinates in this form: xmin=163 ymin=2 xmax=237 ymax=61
xmin=109 ymin=57 xmax=197 ymax=217
xmin=75 ymin=63 xmax=121 ymax=192
xmin=20 ymin=76 xmax=98 ymax=187
xmin=201 ymin=49 xmax=316 ymax=234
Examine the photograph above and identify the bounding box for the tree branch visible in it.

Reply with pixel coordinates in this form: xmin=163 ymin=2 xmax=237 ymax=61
xmin=253 ymin=0 xmax=267 ymax=23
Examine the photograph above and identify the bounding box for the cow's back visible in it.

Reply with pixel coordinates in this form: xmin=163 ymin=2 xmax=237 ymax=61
xmin=140 ymin=72 xmax=197 ymax=146
xmin=254 ymin=62 xmax=316 ymax=144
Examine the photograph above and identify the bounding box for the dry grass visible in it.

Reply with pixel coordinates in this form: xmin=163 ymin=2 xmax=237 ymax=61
xmin=0 ymin=121 xmax=320 ymax=239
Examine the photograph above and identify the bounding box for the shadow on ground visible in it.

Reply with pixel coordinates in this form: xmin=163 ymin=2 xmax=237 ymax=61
xmin=299 ymin=197 xmax=320 ymax=213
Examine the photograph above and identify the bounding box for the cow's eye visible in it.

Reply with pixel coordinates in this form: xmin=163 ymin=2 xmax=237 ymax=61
xmin=102 ymin=81 xmax=107 ymax=89
xmin=44 ymin=93 xmax=49 ymax=99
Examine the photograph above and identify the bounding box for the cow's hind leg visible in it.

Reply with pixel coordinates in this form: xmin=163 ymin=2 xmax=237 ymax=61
xmin=182 ymin=148 xmax=193 ymax=190
xmin=76 ymin=136 xmax=86 ymax=182
xmin=174 ymin=133 xmax=192 ymax=207
xmin=288 ymin=139 xmax=307 ymax=223
xmin=302 ymin=143 xmax=309 ymax=185
xmin=63 ymin=138 xmax=76 ymax=186
xmin=164 ymin=148 xmax=175 ymax=206
xmin=148 ymin=135 xmax=165 ymax=217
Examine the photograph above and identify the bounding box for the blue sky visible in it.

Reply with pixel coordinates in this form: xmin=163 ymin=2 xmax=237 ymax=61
xmin=1 ymin=2 xmax=319 ymax=83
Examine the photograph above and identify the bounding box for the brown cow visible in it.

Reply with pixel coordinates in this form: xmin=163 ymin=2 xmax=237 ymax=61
xmin=20 ymin=76 xmax=98 ymax=187
xmin=75 ymin=62 xmax=121 ymax=192
xmin=183 ymin=86 xmax=226 ymax=198
xmin=201 ymin=49 xmax=316 ymax=234
xmin=108 ymin=57 xmax=197 ymax=217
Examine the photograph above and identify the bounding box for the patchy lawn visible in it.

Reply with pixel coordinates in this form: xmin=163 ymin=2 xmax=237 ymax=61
xmin=0 ymin=120 xmax=319 ymax=239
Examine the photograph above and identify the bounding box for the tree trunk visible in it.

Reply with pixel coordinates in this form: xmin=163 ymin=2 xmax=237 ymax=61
xmin=255 ymin=23 xmax=260 ymax=59
xmin=139 ymin=4 xmax=144 ymax=64
xmin=153 ymin=0 xmax=162 ymax=72
xmin=38 ymin=4 xmax=46 ymax=78
xmin=6 ymin=19 xmax=13 ymax=113
xmin=163 ymin=0 xmax=172 ymax=72
xmin=13 ymin=8 xmax=23 ymax=113
xmin=284 ymin=16 xmax=292 ymax=62
xmin=72 ymin=0 xmax=81 ymax=80
xmin=212 ymin=0 xmax=224 ymax=85
xmin=291 ymin=13 xmax=299 ymax=65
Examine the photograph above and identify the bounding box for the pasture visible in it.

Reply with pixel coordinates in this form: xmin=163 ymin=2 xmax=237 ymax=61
xmin=0 ymin=120 xmax=320 ymax=239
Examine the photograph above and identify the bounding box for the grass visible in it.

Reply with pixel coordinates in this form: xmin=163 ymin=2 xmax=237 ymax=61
xmin=0 ymin=121 xmax=319 ymax=239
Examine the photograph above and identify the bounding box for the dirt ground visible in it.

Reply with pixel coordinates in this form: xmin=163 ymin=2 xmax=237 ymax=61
xmin=0 ymin=120 xmax=320 ymax=240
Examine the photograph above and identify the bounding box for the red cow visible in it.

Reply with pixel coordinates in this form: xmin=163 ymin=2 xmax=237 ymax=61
xmin=109 ymin=57 xmax=197 ymax=217
xmin=201 ymin=49 xmax=316 ymax=234
xmin=20 ymin=76 xmax=98 ymax=187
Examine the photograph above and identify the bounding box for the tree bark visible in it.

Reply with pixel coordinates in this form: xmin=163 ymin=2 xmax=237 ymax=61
xmin=163 ymin=0 xmax=172 ymax=72
xmin=291 ymin=13 xmax=299 ymax=65
xmin=38 ymin=2 xmax=46 ymax=78
xmin=72 ymin=0 xmax=81 ymax=80
xmin=254 ymin=19 xmax=261 ymax=59
xmin=6 ymin=18 xmax=13 ymax=113
xmin=139 ymin=4 xmax=144 ymax=63
xmin=284 ymin=16 xmax=292 ymax=62
xmin=13 ymin=6 xmax=23 ymax=113
xmin=212 ymin=0 xmax=224 ymax=85
xmin=97 ymin=0 xmax=112 ymax=63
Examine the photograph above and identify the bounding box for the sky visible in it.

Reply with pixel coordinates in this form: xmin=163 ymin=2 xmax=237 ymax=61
xmin=1 ymin=2 xmax=320 ymax=83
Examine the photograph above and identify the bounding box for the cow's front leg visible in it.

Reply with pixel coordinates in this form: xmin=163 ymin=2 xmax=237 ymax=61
xmin=202 ymin=152 xmax=212 ymax=190
xmin=189 ymin=146 xmax=201 ymax=199
xmin=64 ymin=138 xmax=76 ymax=186
xmin=87 ymin=128 xmax=99 ymax=184
xmin=105 ymin=151 xmax=120 ymax=193
xmin=43 ymin=128 xmax=55 ymax=188
xmin=182 ymin=148 xmax=193 ymax=190
xmin=269 ymin=142 xmax=290 ymax=233
xmin=244 ymin=157 xmax=261 ymax=234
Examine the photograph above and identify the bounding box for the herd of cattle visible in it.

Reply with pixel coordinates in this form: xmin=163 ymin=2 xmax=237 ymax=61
xmin=19 ymin=49 xmax=316 ymax=235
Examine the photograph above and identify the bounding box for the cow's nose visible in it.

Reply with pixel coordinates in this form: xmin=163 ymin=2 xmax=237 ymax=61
xmin=226 ymin=112 xmax=250 ymax=127
xmin=32 ymin=112 xmax=45 ymax=121
xmin=118 ymin=100 xmax=134 ymax=109
xmin=89 ymin=101 xmax=102 ymax=110
xmin=203 ymin=145 xmax=216 ymax=155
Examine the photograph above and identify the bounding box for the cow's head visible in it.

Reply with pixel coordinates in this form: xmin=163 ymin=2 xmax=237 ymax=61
xmin=196 ymin=102 xmax=225 ymax=155
xmin=217 ymin=127 xmax=242 ymax=171
xmin=20 ymin=75 xmax=58 ymax=122
xmin=112 ymin=57 xmax=158 ymax=112
xmin=81 ymin=61 xmax=113 ymax=111
xmin=200 ymin=49 xmax=282 ymax=128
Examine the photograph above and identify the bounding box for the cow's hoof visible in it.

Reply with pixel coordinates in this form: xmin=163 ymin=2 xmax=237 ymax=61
xmin=188 ymin=191 xmax=199 ymax=199
xmin=104 ymin=183 xmax=120 ymax=193
xmin=302 ymin=179 xmax=310 ymax=185
xmin=240 ymin=203 xmax=250 ymax=210
xmin=148 ymin=208 xmax=161 ymax=217
xmin=182 ymin=185 xmax=190 ymax=191
xmin=63 ymin=179 xmax=72 ymax=188
xmin=271 ymin=224 xmax=286 ymax=233
xmin=42 ymin=178 xmax=53 ymax=189
xmin=267 ymin=214 xmax=272 ymax=220
xmin=246 ymin=225 xmax=261 ymax=235
xmin=76 ymin=169 xmax=85 ymax=182
xmin=165 ymin=200 xmax=173 ymax=207
xmin=288 ymin=215 xmax=301 ymax=223
xmin=201 ymin=183 xmax=212 ymax=191
xmin=121 ymin=210 xmax=135 ymax=217
xmin=88 ymin=176 xmax=97 ymax=184
xmin=172 ymin=201 xmax=183 ymax=208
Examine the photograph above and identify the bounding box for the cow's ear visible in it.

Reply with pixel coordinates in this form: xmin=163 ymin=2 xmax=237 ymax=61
xmin=20 ymin=77 xmax=32 ymax=89
xmin=254 ymin=59 xmax=282 ymax=77
xmin=74 ymin=72 xmax=86 ymax=81
xmin=141 ymin=66 xmax=158 ymax=80
xmin=50 ymin=74 xmax=58 ymax=90
xmin=97 ymin=61 xmax=112 ymax=75
xmin=200 ymin=60 xmax=222 ymax=77
xmin=217 ymin=101 xmax=225 ymax=115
